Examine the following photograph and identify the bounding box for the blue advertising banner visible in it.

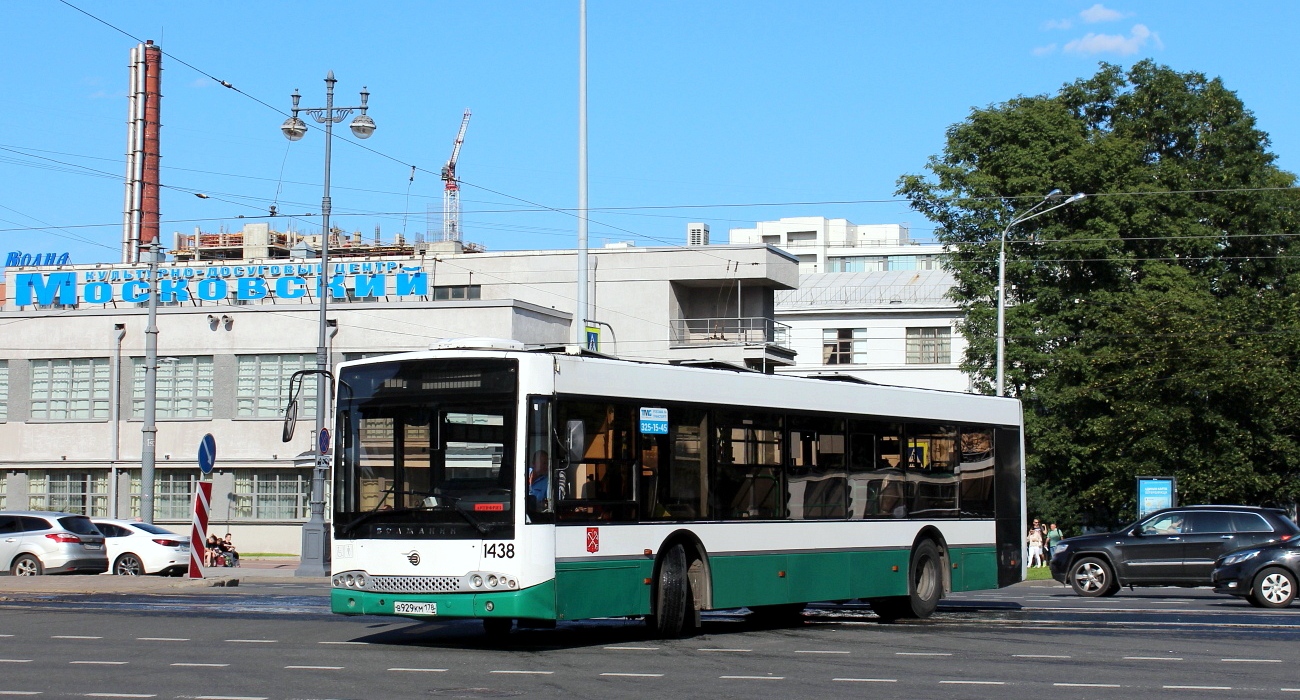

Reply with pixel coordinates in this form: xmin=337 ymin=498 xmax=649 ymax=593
xmin=1137 ymin=476 xmax=1176 ymax=518
xmin=639 ymin=407 xmax=668 ymax=435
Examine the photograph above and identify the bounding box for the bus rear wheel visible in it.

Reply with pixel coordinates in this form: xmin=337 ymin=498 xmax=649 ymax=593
xmin=648 ymin=543 xmax=693 ymax=638
xmin=871 ymin=540 xmax=942 ymax=622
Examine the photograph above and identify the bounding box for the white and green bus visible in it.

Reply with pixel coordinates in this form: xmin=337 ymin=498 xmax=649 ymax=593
xmin=327 ymin=340 xmax=1025 ymax=636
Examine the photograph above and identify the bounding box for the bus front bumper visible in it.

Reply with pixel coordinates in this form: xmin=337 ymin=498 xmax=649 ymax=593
xmin=331 ymin=579 xmax=556 ymax=620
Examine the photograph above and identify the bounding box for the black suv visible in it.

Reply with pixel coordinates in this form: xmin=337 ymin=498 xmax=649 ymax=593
xmin=1049 ymin=506 xmax=1300 ymax=597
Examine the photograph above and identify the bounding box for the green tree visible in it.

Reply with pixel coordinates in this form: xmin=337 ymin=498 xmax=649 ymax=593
xmin=897 ymin=61 xmax=1300 ymax=529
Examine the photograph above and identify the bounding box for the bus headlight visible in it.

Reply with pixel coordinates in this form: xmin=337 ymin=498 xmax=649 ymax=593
xmin=488 ymin=575 xmax=499 ymax=588
xmin=472 ymin=575 xmax=484 ymax=588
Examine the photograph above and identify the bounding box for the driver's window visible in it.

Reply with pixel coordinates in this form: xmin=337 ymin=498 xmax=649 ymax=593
xmin=1140 ymin=513 xmax=1185 ymax=535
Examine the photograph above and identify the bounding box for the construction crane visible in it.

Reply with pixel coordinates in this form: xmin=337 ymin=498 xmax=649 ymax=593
xmin=440 ymin=109 xmax=471 ymax=242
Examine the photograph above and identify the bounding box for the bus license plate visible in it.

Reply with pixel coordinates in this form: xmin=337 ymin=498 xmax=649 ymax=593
xmin=394 ymin=601 xmax=436 ymax=615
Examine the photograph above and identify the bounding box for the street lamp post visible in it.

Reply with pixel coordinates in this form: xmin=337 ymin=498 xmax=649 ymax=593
xmin=996 ymin=190 xmax=1086 ymax=397
xmin=280 ymin=72 xmax=375 ymax=577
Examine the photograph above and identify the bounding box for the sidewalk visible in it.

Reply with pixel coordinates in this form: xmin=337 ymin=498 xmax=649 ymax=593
xmin=0 ymin=558 xmax=329 ymax=595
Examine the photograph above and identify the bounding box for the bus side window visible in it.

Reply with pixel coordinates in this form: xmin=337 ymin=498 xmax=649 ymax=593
xmin=787 ymin=415 xmax=846 ymax=520
xmin=555 ymin=402 xmax=638 ymax=522
xmin=714 ymin=410 xmax=784 ymax=520
xmin=848 ymin=421 xmax=904 ymax=518
xmin=654 ymin=408 xmax=709 ymax=521
xmin=958 ymin=426 xmax=995 ymax=517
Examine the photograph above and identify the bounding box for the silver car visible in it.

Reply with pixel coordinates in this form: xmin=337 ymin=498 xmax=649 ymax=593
xmin=0 ymin=511 xmax=109 ymax=575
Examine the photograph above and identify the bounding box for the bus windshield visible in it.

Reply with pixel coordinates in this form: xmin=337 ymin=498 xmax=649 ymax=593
xmin=334 ymin=358 xmax=518 ymax=540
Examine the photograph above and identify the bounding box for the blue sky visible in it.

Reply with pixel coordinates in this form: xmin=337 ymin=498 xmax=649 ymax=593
xmin=2 ymin=1 xmax=1297 ymax=265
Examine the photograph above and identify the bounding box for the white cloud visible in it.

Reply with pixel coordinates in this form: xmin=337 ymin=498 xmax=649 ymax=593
xmin=1063 ymin=23 xmax=1159 ymax=55
xmin=1043 ymin=18 xmax=1072 ymax=30
xmin=1033 ymin=44 xmax=1059 ymax=56
xmin=1079 ymin=4 xmax=1127 ymax=23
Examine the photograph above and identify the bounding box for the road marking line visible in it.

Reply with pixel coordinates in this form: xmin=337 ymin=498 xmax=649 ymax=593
xmin=490 ymin=671 xmax=554 ymax=675
xmin=1281 ymin=689 xmax=1300 ymax=693
xmin=171 ymin=663 xmax=229 ymax=668
xmin=70 ymin=661 xmax=128 ymax=665
xmin=795 ymin=650 xmax=850 ymax=654
xmin=1163 ymin=686 xmax=1231 ymax=691
xmin=284 ymin=666 xmax=343 ymax=670
xmin=834 ymin=678 xmax=897 ymax=683
xmin=0 ymin=660 xmax=33 ymax=664
xmin=1015 ymin=654 xmax=1071 ymax=659
xmin=84 ymin=694 xmax=156 ymax=698
xmin=1123 ymin=656 xmax=1183 ymax=661
xmin=224 ymin=639 xmax=276 ymax=643
xmin=387 ymin=668 xmax=447 ymax=673
xmin=1056 ymin=683 xmax=1122 ymax=688
xmin=0 ymin=693 xmax=41 ymax=696
xmin=1222 ymin=658 xmax=1281 ymax=663
xmin=318 ymin=641 xmax=368 ymax=645
xmin=52 ymin=636 xmax=101 ymax=640
xmin=699 ymin=648 xmax=751 ymax=653
xmin=720 ymin=676 xmax=784 ymax=680
xmin=897 ymin=652 xmax=952 ymax=656
xmin=941 ymin=681 xmax=1006 ymax=685
xmin=601 ymin=673 xmax=664 ymax=678
xmin=137 ymin=637 xmax=188 ymax=642
xmin=0 ymin=635 xmax=13 ymax=638
xmin=604 ymin=646 xmax=660 ymax=651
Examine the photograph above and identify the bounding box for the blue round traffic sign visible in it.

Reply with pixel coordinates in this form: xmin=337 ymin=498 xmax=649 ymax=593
xmin=318 ymin=428 xmax=331 ymax=455
xmin=198 ymin=433 xmax=217 ymax=474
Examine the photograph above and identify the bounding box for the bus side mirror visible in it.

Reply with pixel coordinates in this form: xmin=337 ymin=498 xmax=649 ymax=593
xmin=281 ymin=399 xmax=299 ymax=443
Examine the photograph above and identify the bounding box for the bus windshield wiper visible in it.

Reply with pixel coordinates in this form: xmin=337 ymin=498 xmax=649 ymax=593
xmin=338 ymin=486 xmax=398 ymax=536
xmin=434 ymin=495 xmax=493 ymax=536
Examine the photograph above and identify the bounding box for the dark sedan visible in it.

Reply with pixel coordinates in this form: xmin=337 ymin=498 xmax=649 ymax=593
xmin=1050 ymin=505 xmax=1299 ymax=597
xmin=1212 ymin=538 xmax=1300 ymax=607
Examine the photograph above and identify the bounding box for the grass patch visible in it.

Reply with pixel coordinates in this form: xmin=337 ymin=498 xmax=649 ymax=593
xmin=1025 ymin=566 xmax=1055 ymax=581
xmin=241 ymin=552 xmax=297 ymax=558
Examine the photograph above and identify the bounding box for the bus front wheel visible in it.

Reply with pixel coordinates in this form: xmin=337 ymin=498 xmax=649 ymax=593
xmin=648 ymin=543 xmax=693 ymax=638
xmin=871 ymin=540 xmax=942 ymax=622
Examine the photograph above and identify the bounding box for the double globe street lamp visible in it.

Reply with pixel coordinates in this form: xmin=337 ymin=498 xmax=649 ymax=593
xmin=995 ymin=189 xmax=1086 ymax=397
xmin=280 ymin=72 xmax=375 ymax=576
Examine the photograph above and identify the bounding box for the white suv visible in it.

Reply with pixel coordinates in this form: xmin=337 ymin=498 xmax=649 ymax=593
xmin=0 ymin=511 xmax=109 ymax=575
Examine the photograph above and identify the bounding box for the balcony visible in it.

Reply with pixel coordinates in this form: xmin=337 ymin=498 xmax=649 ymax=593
xmin=671 ymin=317 xmax=791 ymax=350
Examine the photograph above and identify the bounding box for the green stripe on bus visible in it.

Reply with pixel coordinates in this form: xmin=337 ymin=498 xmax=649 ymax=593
xmin=331 ymin=580 xmax=557 ymax=620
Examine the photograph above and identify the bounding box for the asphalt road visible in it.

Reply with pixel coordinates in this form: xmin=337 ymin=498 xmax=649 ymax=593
xmin=1 ymin=580 xmax=1298 ymax=699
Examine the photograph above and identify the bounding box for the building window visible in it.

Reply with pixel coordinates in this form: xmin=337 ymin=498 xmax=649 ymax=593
xmin=0 ymin=473 xmax=6 ymax=510
xmin=888 ymin=255 xmax=917 ymax=271
xmin=132 ymin=356 xmax=214 ymax=419
xmin=129 ymin=471 xmax=198 ymax=520
xmin=828 ymin=256 xmax=887 ymax=273
xmin=432 ymin=285 xmax=481 ymax=301
xmin=916 ymin=255 xmax=941 ymax=271
xmin=0 ymin=360 xmax=8 ymax=421
xmin=30 ymin=358 xmax=111 ymax=421
xmin=906 ymin=327 xmax=952 ymax=364
xmin=823 ymin=329 xmax=868 ymax=365
xmin=233 ymin=470 xmax=310 ymax=520
xmin=27 ymin=470 xmax=110 ymax=516
xmin=236 ymin=354 xmax=317 ymax=418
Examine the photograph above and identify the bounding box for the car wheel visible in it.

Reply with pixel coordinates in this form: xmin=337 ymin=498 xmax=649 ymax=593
xmin=11 ymin=554 xmax=43 ymax=577
xmin=1069 ymin=556 xmax=1117 ymax=597
xmin=1251 ymin=567 xmax=1297 ymax=608
xmin=114 ymin=553 xmax=144 ymax=576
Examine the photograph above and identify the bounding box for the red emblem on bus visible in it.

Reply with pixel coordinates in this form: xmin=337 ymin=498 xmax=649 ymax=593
xmin=586 ymin=527 xmax=599 ymax=553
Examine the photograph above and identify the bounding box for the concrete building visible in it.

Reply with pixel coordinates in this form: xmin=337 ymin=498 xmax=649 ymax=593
xmin=729 ymin=217 xmax=941 ymax=275
xmin=0 ymin=234 xmax=797 ymax=553
xmin=729 ymin=217 xmax=969 ymax=392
